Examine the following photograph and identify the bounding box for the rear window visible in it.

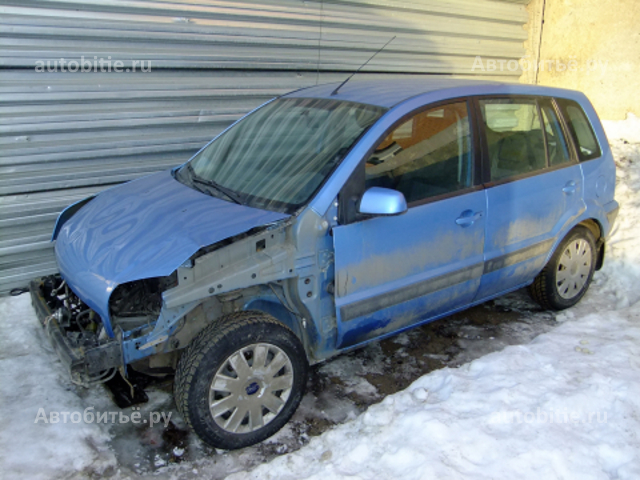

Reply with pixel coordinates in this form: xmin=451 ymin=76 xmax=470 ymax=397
xmin=556 ymin=99 xmax=601 ymax=161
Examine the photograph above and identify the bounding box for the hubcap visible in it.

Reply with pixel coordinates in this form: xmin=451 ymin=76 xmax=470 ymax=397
xmin=556 ymin=239 xmax=592 ymax=299
xmin=209 ymin=343 xmax=294 ymax=434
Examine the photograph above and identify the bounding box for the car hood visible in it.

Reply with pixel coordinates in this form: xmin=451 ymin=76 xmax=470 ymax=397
xmin=55 ymin=170 xmax=289 ymax=335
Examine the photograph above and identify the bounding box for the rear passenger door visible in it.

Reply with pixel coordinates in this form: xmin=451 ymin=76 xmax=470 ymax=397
xmin=475 ymin=96 xmax=585 ymax=300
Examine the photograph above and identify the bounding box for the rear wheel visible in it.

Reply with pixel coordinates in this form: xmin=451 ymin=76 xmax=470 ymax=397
xmin=174 ymin=311 xmax=308 ymax=449
xmin=529 ymin=226 xmax=597 ymax=310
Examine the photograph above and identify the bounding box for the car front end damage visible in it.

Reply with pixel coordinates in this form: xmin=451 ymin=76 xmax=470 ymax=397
xmin=34 ymin=168 xmax=297 ymax=396
xmin=30 ymin=275 xmax=124 ymax=386
xmin=29 ymin=272 xmax=188 ymax=405
xmin=33 ymin=217 xmax=318 ymax=397
xmin=30 ymin=272 xmax=184 ymax=386
xmin=30 ymin=217 xmax=307 ymax=398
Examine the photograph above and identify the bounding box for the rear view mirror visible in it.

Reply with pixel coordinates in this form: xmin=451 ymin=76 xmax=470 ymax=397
xmin=358 ymin=187 xmax=408 ymax=216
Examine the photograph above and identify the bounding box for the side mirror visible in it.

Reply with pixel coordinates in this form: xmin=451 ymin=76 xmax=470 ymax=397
xmin=358 ymin=187 xmax=408 ymax=216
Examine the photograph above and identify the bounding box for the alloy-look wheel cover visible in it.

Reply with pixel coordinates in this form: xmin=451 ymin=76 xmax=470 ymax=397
xmin=556 ymin=238 xmax=592 ymax=299
xmin=208 ymin=343 xmax=294 ymax=434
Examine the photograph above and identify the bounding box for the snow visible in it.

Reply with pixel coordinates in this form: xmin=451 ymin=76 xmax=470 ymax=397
xmin=1 ymin=117 xmax=639 ymax=479
xmin=603 ymin=113 xmax=640 ymax=144
xmin=227 ymin=310 xmax=640 ymax=480
xmin=0 ymin=296 xmax=116 ymax=479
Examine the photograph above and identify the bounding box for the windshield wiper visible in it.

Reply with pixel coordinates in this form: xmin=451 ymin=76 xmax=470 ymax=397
xmin=185 ymin=164 xmax=244 ymax=205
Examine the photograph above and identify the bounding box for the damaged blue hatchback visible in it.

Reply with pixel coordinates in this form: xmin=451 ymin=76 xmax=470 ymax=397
xmin=32 ymin=78 xmax=618 ymax=449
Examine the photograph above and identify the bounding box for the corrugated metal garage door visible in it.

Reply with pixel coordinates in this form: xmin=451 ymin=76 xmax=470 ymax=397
xmin=0 ymin=0 xmax=531 ymax=294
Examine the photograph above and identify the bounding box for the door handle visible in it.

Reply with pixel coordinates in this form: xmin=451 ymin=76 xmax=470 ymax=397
xmin=456 ymin=210 xmax=483 ymax=227
xmin=562 ymin=181 xmax=577 ymax=195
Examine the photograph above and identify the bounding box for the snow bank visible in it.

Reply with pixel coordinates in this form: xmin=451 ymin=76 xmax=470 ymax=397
xmin=229 ymin=309 xmax=640 ymax=480
xmin=0 ymin=295 xmax=116 ymax=479
xmin=603 ymin=113 xmax=640 ymax=143
xmin=585 ymin=117 xmax=640 ymax=311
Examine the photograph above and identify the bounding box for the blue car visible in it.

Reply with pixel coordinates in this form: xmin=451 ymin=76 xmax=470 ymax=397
xmin=32 ymin=78 xmax=618 ymax=449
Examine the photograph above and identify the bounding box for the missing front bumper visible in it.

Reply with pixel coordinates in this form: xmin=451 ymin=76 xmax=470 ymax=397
xmin=30 ymin=277 xmax=123 ymax=385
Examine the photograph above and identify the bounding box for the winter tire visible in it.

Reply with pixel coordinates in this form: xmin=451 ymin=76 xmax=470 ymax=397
xmin=174 ymin=310 xmax=308 ymax=449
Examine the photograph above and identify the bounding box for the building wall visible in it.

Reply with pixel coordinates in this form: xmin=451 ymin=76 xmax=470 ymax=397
xmin=531 ymin=0 xmax=640 ymax=120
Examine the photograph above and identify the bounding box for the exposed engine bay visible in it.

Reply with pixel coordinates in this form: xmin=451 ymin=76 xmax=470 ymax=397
xmin=31 ymin=274 xmax=121 ymax=385
xmin=38 ymin=275 xmax=104 ymax=350
xmin=109 ymin=274 xmax=177 ymax=330
xmin=31 ymin=274 xmax=161 ymax=407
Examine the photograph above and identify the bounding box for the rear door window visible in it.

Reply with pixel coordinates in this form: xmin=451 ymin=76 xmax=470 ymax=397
xmin=479 ymin=98 xmax=546 ymax=181
xmin=556 ymin=99 xmax=601 ymax=161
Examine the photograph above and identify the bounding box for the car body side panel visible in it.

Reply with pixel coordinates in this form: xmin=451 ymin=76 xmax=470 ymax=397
xmin=574 ymin=95 xmax=618 ymax=239
xmin=535 ymin=95 xmax=618 ymax=268
xmin=476 ymin=164 xmax=586 ymax=300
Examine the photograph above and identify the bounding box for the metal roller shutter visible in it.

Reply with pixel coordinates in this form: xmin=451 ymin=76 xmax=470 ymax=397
xmin=0 ymin=0 xmax=531 ymax=294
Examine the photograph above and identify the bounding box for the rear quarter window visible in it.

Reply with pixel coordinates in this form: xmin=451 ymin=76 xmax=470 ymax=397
xmin=556 ymin=99 xmax=602 ymax=161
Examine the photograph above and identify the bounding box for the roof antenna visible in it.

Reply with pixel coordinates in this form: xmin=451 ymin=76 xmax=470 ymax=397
xmin=315 ymin=0 xmax=324 ymax=85
xmin=330 ymin=35 xmax=396 ymax=96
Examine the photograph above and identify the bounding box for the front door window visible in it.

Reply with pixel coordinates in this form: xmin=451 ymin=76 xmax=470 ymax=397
xmin=365 ymin=101 xmax=473 ymax=204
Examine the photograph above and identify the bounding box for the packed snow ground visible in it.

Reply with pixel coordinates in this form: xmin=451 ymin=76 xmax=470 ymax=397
xmin=0 ymin=116 xmax=639 ymax=479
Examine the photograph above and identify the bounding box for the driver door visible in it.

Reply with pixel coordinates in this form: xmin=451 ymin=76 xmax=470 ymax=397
xmin=332 ymin=100 xmax=486 ymax=349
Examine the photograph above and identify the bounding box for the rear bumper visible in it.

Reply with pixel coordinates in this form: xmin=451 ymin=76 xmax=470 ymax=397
xmin=30 ymin=278 xmax=123 ymax=385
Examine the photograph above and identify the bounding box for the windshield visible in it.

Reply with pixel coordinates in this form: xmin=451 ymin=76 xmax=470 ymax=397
xmin=177 ymin=97 xmax=386 ymax=213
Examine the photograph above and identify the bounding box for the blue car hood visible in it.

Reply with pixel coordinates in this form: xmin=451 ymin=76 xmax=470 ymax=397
xmin=55 ymin=170 xmax=289 ymax=335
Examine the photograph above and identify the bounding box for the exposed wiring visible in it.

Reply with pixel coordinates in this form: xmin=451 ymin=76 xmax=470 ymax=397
xmin=534 ymin=0 xmax=547 ymax=85
xmin=70 ymin=368 xmax=117 ymax=387
xmin=53 ymin=279 xmax=66 ymax=294
xmin=75 ymin=309 xmax=92 ymax=338
xmin=119 ymin=367 xmax=136 ymax=399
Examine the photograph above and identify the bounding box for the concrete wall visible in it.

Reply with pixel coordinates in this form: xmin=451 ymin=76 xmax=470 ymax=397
xmin=526 ymin=0 xmax=640 ymax=120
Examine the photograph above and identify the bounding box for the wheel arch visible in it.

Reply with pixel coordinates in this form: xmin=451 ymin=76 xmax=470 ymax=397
xmin=576 ymin=218 xmax=605 ymax=270
xmin=542 ymin=218 xmax=604 ymax=275
xmin=172 ymin=285 xmax=317 ymax=365
xmin=577 ymin=218 xmax=603 ymax=242
xmin=243 ymin=298 xmax=304 ymax=343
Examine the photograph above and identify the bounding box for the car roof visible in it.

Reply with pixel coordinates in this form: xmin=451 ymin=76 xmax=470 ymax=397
xmin=284 ymin=77 xmax=586 ymax=108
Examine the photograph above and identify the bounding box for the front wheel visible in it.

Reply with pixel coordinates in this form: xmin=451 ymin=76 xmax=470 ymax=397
xmin=529 ymin=226 xmax=597 ymax=310
xmin=174 ymin=311 xmax=308 ymax=449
